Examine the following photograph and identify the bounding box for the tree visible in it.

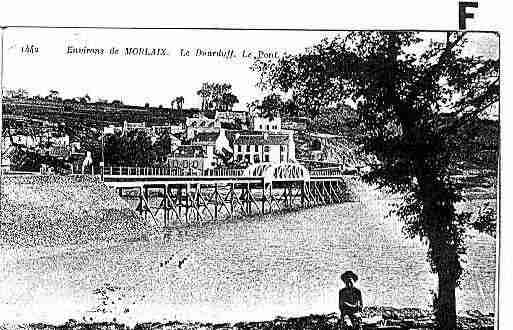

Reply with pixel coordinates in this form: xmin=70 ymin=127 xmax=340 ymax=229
xmin=255 ymin=31 xmax=499 ymax=329
xmin=221 ymin=92 xmax=239 ymax=111
xmin=154 ymin=132 xmax=178 ymax=161
xmin=125 ymin=130 xmax=155 ymax=166
xmin=196 ymin=82 xmax=238 ymax=111
xmin=248 ymin=94 xmax=301 ymax=119
xmin=248 ymin=93 xmax=284 ymax=119
xmin=170 ymin=96 xmax=185 ymax=111
xmin=103 ymin=132 xmax=125 ymax=165
xmin=103 ymin=130 xmax=156 ymax=167
xmin=175 ymin=96 xmax=185 ymax=111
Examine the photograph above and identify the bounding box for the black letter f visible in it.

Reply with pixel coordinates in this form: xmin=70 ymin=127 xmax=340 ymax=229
xmin=459 ymin=2 xmax=478 ymax=29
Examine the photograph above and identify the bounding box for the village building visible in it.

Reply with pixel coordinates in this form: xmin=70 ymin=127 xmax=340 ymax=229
xmin=190 ymin=129 xmax=232 ymax=169
xmin=167 ymin=145 xmax=206 ymax=174
xmin=1 ymin=138 xmax=13 ymax=173
xmin=282 ymin=117 xmax=310 ymax=131
xmin=215 ymin=110 xmax=248 ymax=128
xmin=9 ymin=133 xmax=70 ymax=149
xmin=49 ymin=134 xmax=70 ymax=146
xmin=226 ymin=130 xmax=295 ymax=165
xmin=48 ymin=145 xmax=71 ymax=159
xmin=151 ymin=124 xmax=185 ymax=136
xmin=185 ymin=116 xmax=221 ymax=140
xmin=250 ymin=115 xmax=282 ymax=132
xmin=10 ymin=134 xmax=41 ymax=149
xmin=123 ymin=121 xmax=146 ymax=131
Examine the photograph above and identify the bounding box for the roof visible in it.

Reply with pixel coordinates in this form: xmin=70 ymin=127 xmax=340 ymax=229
xmin=172 ymin=145 xmax=206 ymax=157
xmin=48 ymin=146 xmax=70 ymax=158
xmin=226 ymin=130 xmax=290 ymax=145
xmin=186 ymin=117 xmax=218 ymax=128
xmin=192 ymin=132 xmax=219 ymax=145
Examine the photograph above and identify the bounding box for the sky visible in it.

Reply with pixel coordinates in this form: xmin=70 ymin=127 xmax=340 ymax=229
xmin=1 ymin=29 xmax=499 ymax=112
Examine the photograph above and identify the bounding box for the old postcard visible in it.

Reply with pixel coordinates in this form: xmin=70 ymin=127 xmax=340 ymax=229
xmin=0 ymin=27 xmax=499 ymax=330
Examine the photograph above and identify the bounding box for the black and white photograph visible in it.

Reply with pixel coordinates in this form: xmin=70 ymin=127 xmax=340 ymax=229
xmin=0 ymin=26 xmax=500 ymax=330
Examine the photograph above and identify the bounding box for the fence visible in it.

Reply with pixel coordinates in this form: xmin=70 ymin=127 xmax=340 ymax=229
xmin=103 ymin=166 xmax=346 ymax=178
xmin=103 ymin=166 xmax=245 ymax=177
xmin=310 ymin=167 xmax=345 ymax=177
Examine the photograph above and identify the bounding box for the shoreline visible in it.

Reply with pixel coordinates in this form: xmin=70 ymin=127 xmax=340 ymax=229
xmin=1 ymin=307 xmax=495 ymax=330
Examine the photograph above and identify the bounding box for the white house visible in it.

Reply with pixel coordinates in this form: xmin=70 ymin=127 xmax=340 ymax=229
xmin=123 ymin=121 xmax=146 ymax=131
xmin=250 ymin=115 xmax=282 ymax=132
xmin=227 ymin=130 xmax=295 ymax=165
xmin=191 ymin=129 xmax=232 ymax=169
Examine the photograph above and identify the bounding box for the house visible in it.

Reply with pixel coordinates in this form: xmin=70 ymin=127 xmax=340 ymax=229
xmin=282 ymin=117 xmax=310 ymax=131
xmin=167 ymin=145 xmax=206 ymax=174
xmin=103 ymin=125 xmax=120 ymax=135
xmin=250 ymin=115 xmax=282 ymax=132
xmin=226 ymin=130 xmax=295 ymax=164
xmin=167 ymin=156 xmax=204 ymax=174
xmin=48 ymin=146 xmax=70 ymax=159
xmin=190 ymin=129 xmax=232 ymax=169
xmin=1 ymin=138 xmax=13 ymax=173
xmin=151 ymin=124 xmax=185 ymax=136
xmin=215 ymin=110 xmax=248 ymax=127
xmin=1 ymin=155 xmax=11 ymax=173
xmin=123 ymin=121 xmax=146 ymax=132
xmin=48 ymin=134 xmax=70 ymax=146
xmin=10 ymin=134 xmax=41 ymax=148
xmin=185 ymin=116 xmax=221 ymax=140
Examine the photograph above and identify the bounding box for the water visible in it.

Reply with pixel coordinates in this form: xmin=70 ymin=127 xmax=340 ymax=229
xmin=0 ymin=199 xmax=496 ymax=325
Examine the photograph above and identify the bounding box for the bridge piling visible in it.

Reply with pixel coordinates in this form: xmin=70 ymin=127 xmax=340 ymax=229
xmin=214 ymin=183 xmax=219 ymax=221
xmin=104 ymin=165 xmax=350 ymax=229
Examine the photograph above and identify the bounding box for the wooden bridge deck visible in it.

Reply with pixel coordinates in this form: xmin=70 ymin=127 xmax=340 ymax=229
xmin=102 ymin=165 xmax=350 ymax=228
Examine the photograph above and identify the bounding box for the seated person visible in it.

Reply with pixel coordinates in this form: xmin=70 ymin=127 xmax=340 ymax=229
xmin=339 ymin=270 xmax=363 ymax=329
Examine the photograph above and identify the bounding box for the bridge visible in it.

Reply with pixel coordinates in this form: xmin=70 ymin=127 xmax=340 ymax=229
xmin=102 ymin=163 xmax=351 ymax=229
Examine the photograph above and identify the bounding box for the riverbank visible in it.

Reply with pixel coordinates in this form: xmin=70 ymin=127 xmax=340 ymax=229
xmin=0 ymin=174 xmax=155 ymax=248
xmin=1 ymin=307 xmax=495 ymax=330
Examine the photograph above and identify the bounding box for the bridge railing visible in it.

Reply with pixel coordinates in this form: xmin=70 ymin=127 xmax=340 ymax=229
xmin=103 ymin=166 xmax=346 ymax=178
xmin=310 ymin=167 xmax=346 ymax=177
xmin=103 ymin=166 xmax=245 ymax=177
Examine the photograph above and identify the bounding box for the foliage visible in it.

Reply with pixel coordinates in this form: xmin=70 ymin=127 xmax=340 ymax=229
xmin=171 ymin=96 xmax=185 ymax=111
xmin=103 ymin=130 xmax=157 ymax=167
xmin=248 ymin=93 xmax=283 ymax=119
xmin=103 ymin=130 xmax=180 ymax=167
xmin=309 ymin=103 xmax=360 ymax=136
xmin=254 ymin=31 xmax=499 ymax=329
xmin=470 ymin=203 xmax=496 ymax=237
xmin=248 ymin=93 xmax=302 ymax=119
xmin=153 ymin=132 xmax=179 ymax=161
xmin=196 ymin=82 xmax=239 ymax=111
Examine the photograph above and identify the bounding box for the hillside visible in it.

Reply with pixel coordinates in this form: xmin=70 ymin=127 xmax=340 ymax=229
xmin=296 ymin=132 xmax=374 ymax=169
xmin=295 ymin=109 xmax=499 ymax=175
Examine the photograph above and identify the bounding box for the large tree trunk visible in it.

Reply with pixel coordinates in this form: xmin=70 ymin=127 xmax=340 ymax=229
xmin=420 ymin=180 xmax=461 ymax=330
xmin=436 ymin=268 xmax=458 ymax=330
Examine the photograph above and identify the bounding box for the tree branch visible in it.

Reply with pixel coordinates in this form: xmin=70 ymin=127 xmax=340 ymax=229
xmin=407 ymin=32 xmax=468 ymax=102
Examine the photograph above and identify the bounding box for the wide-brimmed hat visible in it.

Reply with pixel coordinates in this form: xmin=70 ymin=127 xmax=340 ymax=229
xmin=341 ymin=270 xmax=358 ymax=282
